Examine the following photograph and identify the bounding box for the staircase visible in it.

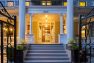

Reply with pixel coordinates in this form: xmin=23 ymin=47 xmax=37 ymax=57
xmin=24 ymin=44 xmax=71 ymax=63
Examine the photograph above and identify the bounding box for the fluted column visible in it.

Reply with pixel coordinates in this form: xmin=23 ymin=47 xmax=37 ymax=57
xmin=30 ymin=14 xmax=32 ymax=34
xmin=60 ymin=14 xmax=63 ymax=34
xmin=29 ymin=14 xmax=34 ymax=44
xmin=59 ymin=14 xmax=64 ymax=44
xmin=19 ymin=0 xmax=26 ymax=43
xmin=67 ymin=0 xmax=74 ymax=42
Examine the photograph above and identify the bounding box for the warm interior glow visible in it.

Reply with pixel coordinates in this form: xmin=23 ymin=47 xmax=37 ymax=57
xmin=79 ymin=2 xmax=86 ymax=7
xmin=81 ymin=26 xmax=85 ymax=37
xmin=25 ymin=2 xmax=30 ymax=6
xmin=32 ymin=14 xmax=60 ymax=44
xmin=45 ymin=15 xmax=48 ymax=22
xmin=81 ymin=30 xmax=85 ymax=37
xmin=64 ymin=2 xmax=67 ymax=6
xmin=47 ymin=1 xmax=52 ymax=5
xmin=8 ymin=1 xmax=14 ymax=6
xmin=42 ymin=1 xmax=46 ymax=5
xmin=3 ymin=27 xmax=8 ymax=31
xmin=10 ymin=28 xmax=13 ymax=32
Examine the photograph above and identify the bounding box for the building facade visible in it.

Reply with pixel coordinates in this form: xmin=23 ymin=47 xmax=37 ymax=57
xmin=0 ymin=0 xmax=94 ymax=44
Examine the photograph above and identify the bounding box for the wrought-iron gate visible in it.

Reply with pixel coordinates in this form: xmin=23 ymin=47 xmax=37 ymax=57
xmin=0 ymin=1 xmax=16 ymax=63
xmin=79 ymin=8 xmax=94 ymax=63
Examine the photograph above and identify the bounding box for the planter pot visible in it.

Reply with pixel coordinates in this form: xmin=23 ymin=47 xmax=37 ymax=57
xmin=79 ymin=50 xmax=88 ymax=62
xmin=71 ymin=50 xmax=79 ymax=63
xmin=16 ymin=50 xmax=23 ymax=63
xmin=7 ymin=47 xmax=14 ymax=62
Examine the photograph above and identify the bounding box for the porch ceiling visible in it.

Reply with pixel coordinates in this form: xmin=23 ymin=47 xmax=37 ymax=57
xmin=74 ymin=7 xmax=94 ymax=17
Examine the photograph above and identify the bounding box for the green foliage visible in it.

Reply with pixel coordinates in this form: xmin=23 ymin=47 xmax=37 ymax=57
xmin=16 ymin=45 xmax=24 ymax=50
xmin=18 ymin=39 xmax=27 ymax=45
xmin=68 ymin=38 xmax=76 ymax=44
xmin=71 ymin=44 xmax=79 ymax=50
xmin=68 ymin=38 xmax=79 ymax=50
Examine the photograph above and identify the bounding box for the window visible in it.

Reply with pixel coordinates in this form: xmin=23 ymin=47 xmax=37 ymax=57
xmin=47 ymin=1 xmax=52 ymax=6
xmin=81 ymin=26 xmax=85 ymax=37
xmin=42 ymin=1 xmax=46 ymax=6
xmin=7 ymin=1 xmax=14 ymax=6
xmin=42 ymin=1 xmax=51 ymax=6
xmin=79 ymin=1 xmax=87 ymax=7
xmin=25 ymin=1 xmax=30 ymax=6
xmin=63 ymin=2 xmax=67 ymax=6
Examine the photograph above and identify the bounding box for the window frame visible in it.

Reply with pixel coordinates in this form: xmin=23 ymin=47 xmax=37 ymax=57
xmin=7 ymin=1 xmax=14 ymax=7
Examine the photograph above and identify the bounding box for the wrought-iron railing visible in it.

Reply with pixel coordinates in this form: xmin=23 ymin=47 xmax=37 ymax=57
xmin=79 ymin=7 xmax=94 ymax=63
xmin=0 ymin=1 xmax=17 ymax=63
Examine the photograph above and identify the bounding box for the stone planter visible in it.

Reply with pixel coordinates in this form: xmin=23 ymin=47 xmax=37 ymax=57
xmin=71 ymin=50 xmax=79 ymax=63
xmin=16 ymin=50 xmax=23 ymax=63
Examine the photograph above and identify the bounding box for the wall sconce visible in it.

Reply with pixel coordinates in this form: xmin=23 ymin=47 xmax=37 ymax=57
xmin=3 ymin=27 xmax=8 ymax=31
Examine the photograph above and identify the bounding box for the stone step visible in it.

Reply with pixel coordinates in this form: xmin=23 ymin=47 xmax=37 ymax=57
xmin=25 ymin=57 xmax=69 ymax=60
xmin=29 ymin=47 xmax=65 ymax=50
xmin=27 ymin=50 xmax=66 ymax=53
xmin=26 ymin=53 xmax=68 ymax=56
xmin=29 ymin=44 xmax=64 ymax=46
xmin=24 ymin=60 xmax=71 ymax=63
xmin=24 ymin=44 xmax=70 ymax=63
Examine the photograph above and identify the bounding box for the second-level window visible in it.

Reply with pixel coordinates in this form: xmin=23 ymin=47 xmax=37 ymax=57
xmin=47 ymin=1 xmax=52 ymax=6
xmin=42 ymin=1 xmax=52 ymax=6
xmin=25 ymin=1 xmax=30 ymax=6
xmin=7 ymin=1 xmax=14 ymax=6
xmin=42 ymin=1 xmax=46 ymax=6
xmin=63 ymin=2 xmax=67 ymax=6
xmin=79 ymin=1 xmax=87 ymax=7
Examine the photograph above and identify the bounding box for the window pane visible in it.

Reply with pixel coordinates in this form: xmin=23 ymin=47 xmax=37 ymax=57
xmin=63 ymin=2 xmax=67 ymax=6
xmin=25 ymin=1 xmax=30 ymax=6
xmin=79 ymin=2 xmax=86 ymax=7
xmin=42 ymin=1 xmax=46 ymax=6
xmin=8 ymin=1 xmax=14 ymax=6
xmin=47 ymin=1 xmax=51 ymax=6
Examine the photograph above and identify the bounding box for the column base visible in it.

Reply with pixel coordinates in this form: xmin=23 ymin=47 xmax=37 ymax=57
xmin=25 ymin=34 xmax=34 ymax=44
xmin=29 ymin=34 xmax=34 ymax=44
xmin=58 ymin=34 xmax=67 ymax=44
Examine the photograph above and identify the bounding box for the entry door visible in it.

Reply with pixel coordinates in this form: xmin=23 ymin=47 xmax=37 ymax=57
xmin=42 ymin=23 xmax=51 ymax=42
xmin=38 ymin=22 xmax=55 ymax=44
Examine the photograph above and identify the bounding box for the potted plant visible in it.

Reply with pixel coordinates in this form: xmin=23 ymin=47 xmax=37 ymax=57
xmin=16 ymin=45 xmax=24 ymax=63
xmin=16 ymin=38 xmax=27 ymax=63
xmin=18 ymin=39 xmax=27 ymax=45
xmin=68 ymin=39 xmax=79 ymax=63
